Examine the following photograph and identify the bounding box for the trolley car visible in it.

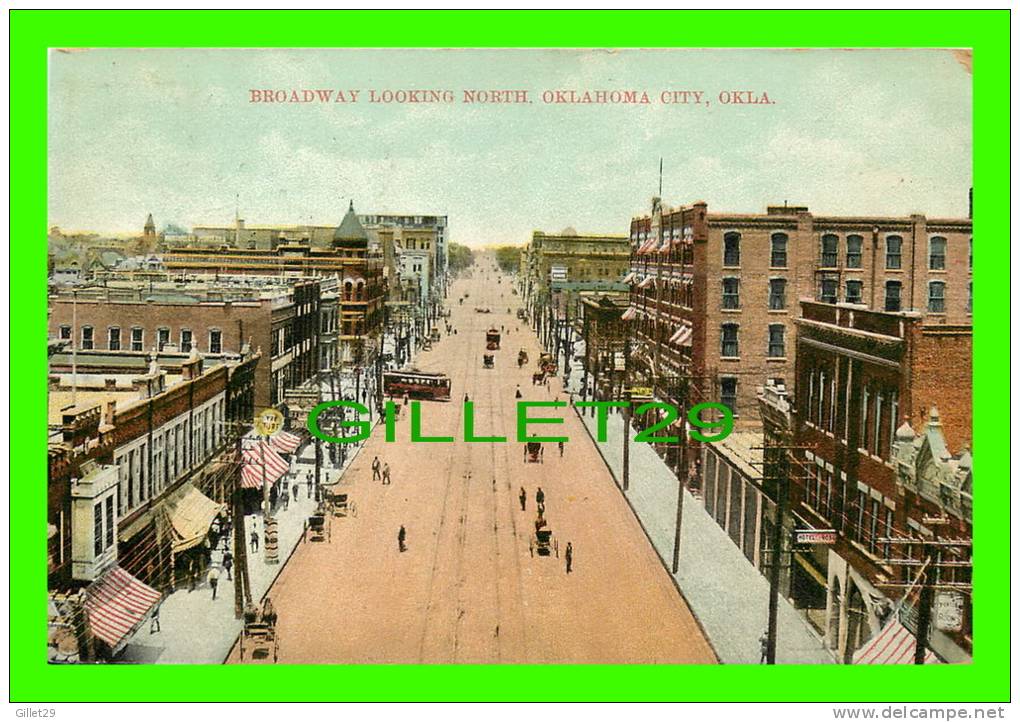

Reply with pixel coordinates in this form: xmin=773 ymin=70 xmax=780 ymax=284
xmin=383 ymin=369 xmax=452 ymax=401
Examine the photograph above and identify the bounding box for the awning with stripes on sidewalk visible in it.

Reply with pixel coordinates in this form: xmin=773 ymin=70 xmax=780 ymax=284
xmin=852 ymin=618 xmax=942 ymax=664
xmin=268 ymin=430 xmax=302 ymax=455
xmin=84 ymin=566 xmax=162 ymax=653
xmin=241 ymin=441 xmax=290 ymax=490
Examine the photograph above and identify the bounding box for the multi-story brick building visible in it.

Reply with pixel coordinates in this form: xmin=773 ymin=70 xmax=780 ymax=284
xmin=48 ymin=277 xmax=321 ymax=410
xmin=523 ymin=229 xmax=630 ymax=315
xmin=627 ymin=198 xmax=973 ymax=428
xmin=760 ymin=301 xmax=972 ymax=663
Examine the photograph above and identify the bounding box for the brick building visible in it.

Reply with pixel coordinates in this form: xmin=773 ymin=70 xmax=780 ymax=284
xmin=48 ymin=277 xmax=321 ymax=410
xmin=766 ymin=301 xmax=972 ymax=663
xmin=626 ymin=198 xmax=973 ymax=429
xmin=48 ymin=350 xmax=260 ymax=596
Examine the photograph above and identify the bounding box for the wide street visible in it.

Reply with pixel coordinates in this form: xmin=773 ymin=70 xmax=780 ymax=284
xmin=227 ymin=256 xmax=716 ymax=664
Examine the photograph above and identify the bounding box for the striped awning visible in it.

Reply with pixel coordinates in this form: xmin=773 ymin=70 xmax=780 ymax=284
xmin=853 ymin=619 xmax=941 ymax=665
xmin=637 ymin=276 xmax=655 ymax=289
xmin=241 ymin=441 xmax=290 ymax=490
xmin=622 ymin=272 xmax=637 ymax=285
xmin=621 ymin=307 xmax=638 ymax=321
xmin=84 ymin=566 xmax=161 ymax=651
xmin=160 ymin=482 xmax=226 ymax=554
xmin=269 ymin=430 xmax=302 ymax=455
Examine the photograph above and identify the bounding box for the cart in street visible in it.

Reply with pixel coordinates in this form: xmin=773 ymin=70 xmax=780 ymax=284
xmin=529 ymin=514 xmax=559 ymax=558
xmin=483 ymin=353 xmax=494 ymax=369
xmin=524 ymin=440 xmax=544 ymax=463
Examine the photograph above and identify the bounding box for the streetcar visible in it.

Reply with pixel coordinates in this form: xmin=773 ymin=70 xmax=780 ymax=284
xmin=486 ymin=328 xmax=501 ymax=350
xmin=382 ymin=369 xmax=452 ymax=401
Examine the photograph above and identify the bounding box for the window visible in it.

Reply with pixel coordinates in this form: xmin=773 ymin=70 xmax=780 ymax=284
xmin=928 ymin=281 xmax=946 ymax=313
xmin=929 ymin=236 xmax=947 ymax=270
xmin=769 ymin=278 xmax=787 ymax=310
xmin=131 ymin=327 xmax=143 ymax=352
xmin=770 ymin=233 xmax=788 ymax=268
xmin=967 ymin=281 xmax=972 ymax=313
xmin=721 ymin=323 xmax=739 ymax=357
xmin=819 ymin=278 xmax=838 ymax=304
xmin=107 ymin=327 xmax=121 ymax=351
xmin=105 ymin=496 xmax=114 ymax=548
xmin=886 ymin=235 xmax=902 ymax=269
xmin=180 ymin=329 xmax=193 ymax=352
xmin=968 ymin=237 xmax=972 ymax=271
xmin=846 ymin=234 xmax=863 ymax=268
xmin=93 ymin=502 xmax=103 ymax=558
xmin=820 ymin=234 xmax=839 ymax=267
xmin=720 ymin=378 xmax=738 ymax=414
xmin=884 ymin=281 xmax=902 ymax=312
xmin=81 ymin=326 xmax=94 ymax=350
xmin=209 ymin=329 xmax=222 ymax=354
xmin=723 ymin=232 xmax=740 ymax=267
xmin=59 ymin=325 xmax=71 ymax=340
xmin=845 ymin=280 xmax=863 ymax=305
xmin=768 ymin=324 xmax=785 ymax=358
xmin=722 ymin=278 xmax=740 ymax=309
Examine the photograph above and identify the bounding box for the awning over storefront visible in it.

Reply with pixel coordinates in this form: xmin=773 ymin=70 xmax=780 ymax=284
xmin=621 ymin=307 xmax=638 ymax=321
xmin=853 ymin=618 xmax=941 ymax=664
xmin=622 ymin=272 xmax=637 ymax=285
xmin=269 ymin=430 xmax=302 ymax=455
xmin=637 ymin=276 xmax=655 ymax=289
xmin=241 ymin=441 xmax=290 ymax=490
xmin=160 ymin=482 xmax=226 ymax=554
xmin=84 ymin=566 xmax=161 ymax=652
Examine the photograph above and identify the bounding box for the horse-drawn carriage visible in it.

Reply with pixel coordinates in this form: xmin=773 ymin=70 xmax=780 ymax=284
xmin=529 ymin=513 xmax=559 ymax=558
xmin=239 ymin=599 xmax=279 ymax=662
xmin=321 ymin=487 xmax=357 ymax=518
xmin=305 ymin=504 xmax=331 ymax=543
xmin=483 ymin=353 xmax=494 ymax=369
xmin=486 ymin=328 xmax=501 ymax=350
xmin=517 ymin=348 xmax=529 ymax=368
xmin=524 ymin=440 xmax=544 ymax=463
xmin=538 ymin=352 xmax=557 ymax=375
xmin=474 ymin=307 xmax=491 ymax=314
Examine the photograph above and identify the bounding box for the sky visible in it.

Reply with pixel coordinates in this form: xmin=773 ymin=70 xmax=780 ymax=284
xmin=48 ymin=48 xmax=972 ymax=246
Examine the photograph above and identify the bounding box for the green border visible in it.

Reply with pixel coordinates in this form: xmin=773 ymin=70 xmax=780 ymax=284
xmin=11 ymin=9 xmax=1009 ymax=703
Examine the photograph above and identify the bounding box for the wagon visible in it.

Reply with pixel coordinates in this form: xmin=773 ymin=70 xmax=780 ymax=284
xmin=239 ymin=615 xmax=279 ymax=663
xmin=517 ymin=349 xmax=529 ymax=367
xmin=305 ymin=507 xmax=331 ymax=543
xmin=529 ymin=517 xmax=559 ymax=558
xmin=532 ymin=371 xmax=545 ymax=385
xmin=323 ymin=489 xmax=357 ymax=518
xmin=486 ymin=328 xmax=501 ymax=350
xmin=483 ymin=353 xmax=494 ymax=369
xmin=524 ymin=440 xmax=544 ymax=464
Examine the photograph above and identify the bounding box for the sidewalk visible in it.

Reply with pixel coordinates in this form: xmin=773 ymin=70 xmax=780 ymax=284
xmin=119 ymin=438 xmax=371 ymax=664
xmin=565 ymin=368 xmax=834 ymax=664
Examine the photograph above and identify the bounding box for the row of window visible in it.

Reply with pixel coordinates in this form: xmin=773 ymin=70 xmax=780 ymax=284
xmin=816 ymin=279 xmax=971 ymax=314
xmin=722 ymin=231 xmax=971 ymax=272
xmin=720 ymin=323 xmax=786 ymax=359
xmin=803 ymin=463 xmax=896 ymax=560
xmin=60 ymin=325 xmax=223 ymax=354
xmin=92 ymin=496 xmax=115 ymax=559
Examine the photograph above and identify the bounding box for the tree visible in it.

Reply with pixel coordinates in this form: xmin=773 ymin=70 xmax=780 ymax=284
xmin=447 ymin=242 xmax=475 ymax=276
xmin=492 ymin=245 xmax=522 ymax=274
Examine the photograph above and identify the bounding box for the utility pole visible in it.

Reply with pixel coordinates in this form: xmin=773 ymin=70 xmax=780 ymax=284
xmin=671 ymin=377 xmax=688 ymax=573
xmin=914 ymin=542 xmax=938 ymax=665
xmin=621 ymin=333 xmax=632 ymax=492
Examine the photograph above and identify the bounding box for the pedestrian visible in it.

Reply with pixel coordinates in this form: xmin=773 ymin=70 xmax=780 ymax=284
xmin=535 ymin=487 xmax=545 ymax=509
xmin=149 ymin=602 xmax=162 ymax=634
xmin=398 ymin=525 xmax=407 ymax=553
xmin=223 ymin=550 xmax=234 ymax=581
xmin=382 ymin=462 xmax=391 ymax=485
xmin=565 ymin=542 xmax=573 ymax=574
xmin=372 ymin=456 xmax=381 ymax=481
xmin=292 ymin=481 xmax=300 ymax=502
xmin=558 ymin=440 xmax=565 ymax=457
xmin=515 ymin=385 xmax=522 ymax=399
xmin=759 ymin=631 xmax=769 ymax=664
xmin=519 ymin=486 xmax=527 ymax=511
xmin=281 ymin=486 xmax=290 ymax=511
xmin=208 ymin=565 xmax=221 ymax=600
xmin=307 ymin=472 xmax=313 ymax=498
xmin=188 ymin=557 xmax=198 ymax=592
xmin=464 ymin=393 xmax=470 ymax=404
xmin=250 ymin=528 xmax=259 ymax=553
xmin=403 ymin=392 xmax=410 ymax=407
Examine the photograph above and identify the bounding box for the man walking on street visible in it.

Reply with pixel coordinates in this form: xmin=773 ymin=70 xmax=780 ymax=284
xmin=519 ymin=486 xmax=527 ymax=511
xmin=223 ymin=550 xmax=233 ymax=581
xmin=558 ymin=440 xmax=564 ymax=457
xmin=398 ymin=525 xmax=407 ymax=553
xmin=208 ymin=565 xmax=221 ymax=600
xmin=382 ymin=462 xmax=392 ymax=485
xmin=372 ymin=456 xmax=382 ymax=481
xmin=565 ymin=542 xmax=573 ymax=574
xmin=250 ymin=528 xmax=259 ymax=553
xmin=759 ymin=631 xmax=769 ymax=664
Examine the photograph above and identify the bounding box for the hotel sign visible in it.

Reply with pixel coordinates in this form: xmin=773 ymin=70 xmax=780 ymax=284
xmin=794 ymin=529 xmax=837 ymax=545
